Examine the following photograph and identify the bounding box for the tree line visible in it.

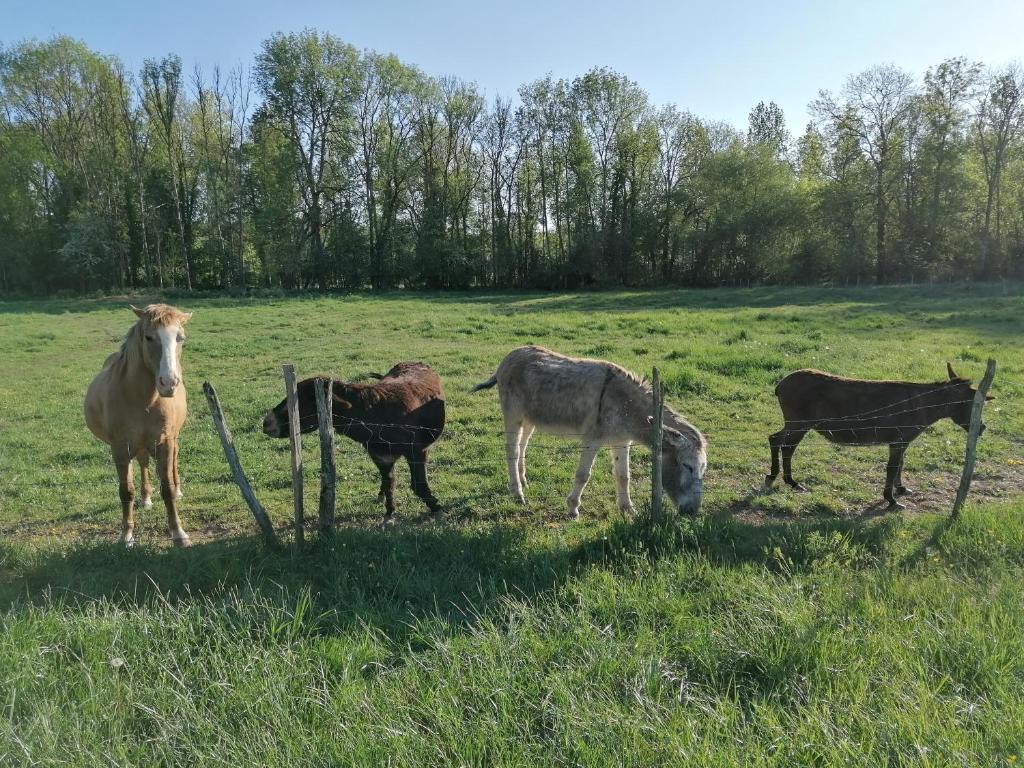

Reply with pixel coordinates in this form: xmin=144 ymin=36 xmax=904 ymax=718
xmin=1 ymin=31 xmax=1022 ymax=294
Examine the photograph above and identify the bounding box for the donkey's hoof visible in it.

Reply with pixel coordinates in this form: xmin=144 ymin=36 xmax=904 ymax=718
xmin=896 ymin=486 xmax=914 ymax=496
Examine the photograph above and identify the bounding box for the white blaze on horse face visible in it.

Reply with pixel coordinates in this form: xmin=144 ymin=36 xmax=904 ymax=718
xmin=155 ymin=324 xmax=183 ymax=397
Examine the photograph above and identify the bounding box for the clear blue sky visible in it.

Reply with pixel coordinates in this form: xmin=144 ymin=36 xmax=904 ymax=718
xmin=4 ymin=0 xmax=1022 ymax=132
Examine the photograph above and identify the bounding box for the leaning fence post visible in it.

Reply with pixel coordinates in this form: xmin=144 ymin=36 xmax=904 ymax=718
xmin=951 ymin=359 xmax=997 ymax=521
xmin=650 ymin=367 xmax=665 ymax=523
xmin=202 ymin=381 xmax=282 ymax=551
xmin=314 ymin=377 xmax=336 ymax=531
xmin=283 ymin=364 xmax=304 ymax=548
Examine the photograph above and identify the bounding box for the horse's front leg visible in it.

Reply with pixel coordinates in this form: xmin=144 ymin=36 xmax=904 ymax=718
xmin=611 ymin=444 xmax=635 ymax=515
xmin=155 ymin=439 xmax=190 ymax=546
xmin=172 ymin=438 xmax=183 ymax=500
xmin=114 ymin=450 xmax=136 ymax=546
xmin=137 ymin=451 xmax=153 ymax=509
xmin=567 ymin=442 xmax=601 ymax=519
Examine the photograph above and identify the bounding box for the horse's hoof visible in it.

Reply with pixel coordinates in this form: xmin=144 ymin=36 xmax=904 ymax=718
xmin=380 ymin=515 xmax=397 ymax=529
xmin=171 ymin=535 xmax=191 ymax=548
xmin=175 ymin=489 xmax=183 ymax=501
xmin=786 ymin=481 xmax=807 ymax=492
xmin=513 ymin=494 xmax=527 ymax=505
xmin=764 ymin=476 xmax=777 ymax=488
xmin=896 ymin=486 xmax=913 ymax=496
xmin=142 ymin=497 xmax=153 ymax=510
xmin=122 ymin=535 xmax=135 ymax=548
xmin=886 ymin=500 xmax=906 ymax=511
xmin=429 ymin=509 xmax=446 ymax=523
xmin=377 ymin=492 xmax=386 ymax=503
xmin=619 ymin=505 xmax=637 ymax=516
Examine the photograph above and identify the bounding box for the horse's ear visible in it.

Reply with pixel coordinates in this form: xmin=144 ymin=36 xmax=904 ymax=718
xmin=180 ymin=312 xmax=193 ymax=324
xmin=130 ymin=304 xmax=145 ymax=319
xmin=332 ymin=393 xmax=353 ymax=410
xmin=947 ymin=362 xmax=958 ymax=380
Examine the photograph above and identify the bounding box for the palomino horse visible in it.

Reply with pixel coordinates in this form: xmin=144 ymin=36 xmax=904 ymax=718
xmin=472 ymin=345 xmax=707 ymax=517
xmin=85 ymin=304 xmax=192 ymax=545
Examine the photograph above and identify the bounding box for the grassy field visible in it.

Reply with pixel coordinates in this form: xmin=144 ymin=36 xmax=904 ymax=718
xmin=0 ymin=284 xmax=1022 ymax=765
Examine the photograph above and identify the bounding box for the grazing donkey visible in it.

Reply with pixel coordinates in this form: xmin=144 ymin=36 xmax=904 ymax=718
xmin=85 ymin=304 xmax=192 ymax=546
xmin=472 ymin=345 xmax=707 ymax=517
xmin=262 ymin=362 xmax=445 ymax=524
xmin=765 ymin=364 xmax=994 ymax=508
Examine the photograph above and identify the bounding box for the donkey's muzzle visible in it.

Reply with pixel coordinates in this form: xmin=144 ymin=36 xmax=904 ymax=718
xmin=262 ymin=411 xmax=286 ymax=438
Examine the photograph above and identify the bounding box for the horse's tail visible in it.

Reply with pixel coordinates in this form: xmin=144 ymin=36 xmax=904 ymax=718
xmin=470 ymin=374 xmax=498 ymax=393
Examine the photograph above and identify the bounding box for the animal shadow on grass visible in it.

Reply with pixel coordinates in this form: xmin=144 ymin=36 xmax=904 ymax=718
xmin=2 ymin=513 xmax=903 ymax=646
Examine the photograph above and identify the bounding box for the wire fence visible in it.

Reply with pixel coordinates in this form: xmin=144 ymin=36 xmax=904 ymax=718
xmin=0 ymin=367 xmax=1002 ymax=540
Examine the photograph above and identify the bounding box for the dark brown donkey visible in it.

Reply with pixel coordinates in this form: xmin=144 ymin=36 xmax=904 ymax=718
xmin=262 ymin=362 xmax=445 ymax=523
xmin=765 ymin=364 xmax=993 ymax=508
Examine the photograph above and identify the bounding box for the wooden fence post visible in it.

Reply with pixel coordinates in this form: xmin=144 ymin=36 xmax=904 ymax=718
xmin=282 ymin=364 xmax=304 ymax=548
xmin=650 ymin=367 xmax=665 ymax=523
xmin=202 ymin=381 xmax=281 ymax=551
xmin=314 ymin=377 xmax=336 ymax=531
xmin=951 ymin=359 xmax=997 ymax=520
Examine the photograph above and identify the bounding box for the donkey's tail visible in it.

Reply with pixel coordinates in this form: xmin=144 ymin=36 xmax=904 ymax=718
xmin=470 ymin=374 xmax=498 ymax=393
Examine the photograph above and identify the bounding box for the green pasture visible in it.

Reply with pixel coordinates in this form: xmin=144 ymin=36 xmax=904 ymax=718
xmin=0 ymin=285 xmax=1022 ymax=766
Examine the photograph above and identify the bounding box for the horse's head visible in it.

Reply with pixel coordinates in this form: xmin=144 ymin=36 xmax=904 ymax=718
xmin=660 ymin=425 xmax=707 ymax=516
xmin=130 ymin=304 xmax=192 ymax=398
xmin=945 ymin=362 xmax=994 ymax=433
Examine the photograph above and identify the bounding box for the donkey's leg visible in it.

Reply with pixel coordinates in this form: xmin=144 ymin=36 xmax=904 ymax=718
xmin=895 ymin=450 xmax=912 ymax=496
xmin=611 ymin=444 xmax=635 ymax=515
xmin=766 ymin=430 xmax=784 ymax=486
xmin=408 ymin=448 xmax=442 ymax=518
xmin=504 ymin=418 xmax=526 ymax=504
xmin=114 ymin=449 xmax=136 ymax=546
xmin=137 ymin=450 xmax=154 ymax=509
xmin=567 ymin=442 xmax=601 ymax=519
xmin=518 ymin=425 xmax=535 ymax=489
xmin=781 ymin=429 xmax=808 ymax=490
xmin=884 ymin=443 xmax=908 ymax=509
xmin=369 ymin=453 xmax=397 ymax=524
xmin=155 ymin=440 xmax=190 ymax=546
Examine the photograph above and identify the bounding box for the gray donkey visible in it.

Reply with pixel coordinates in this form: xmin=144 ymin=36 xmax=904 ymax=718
xmin=472 ymin=345 xmax=707 ymax=517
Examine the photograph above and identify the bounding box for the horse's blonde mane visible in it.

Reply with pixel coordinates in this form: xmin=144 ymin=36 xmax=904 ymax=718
xmin=117 ymin=304 xmax=191 ymax=363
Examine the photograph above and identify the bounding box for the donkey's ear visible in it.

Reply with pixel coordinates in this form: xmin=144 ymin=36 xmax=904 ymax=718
xmin=332 ymin=393 xmax=353 ymax=410
xmin=947 ymin=361 xmax=958 ymax=380
xmin=662 ymin=426 xmax=686 ymax=446
xmin=130 ymin=304 xmax=145 ymax=318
